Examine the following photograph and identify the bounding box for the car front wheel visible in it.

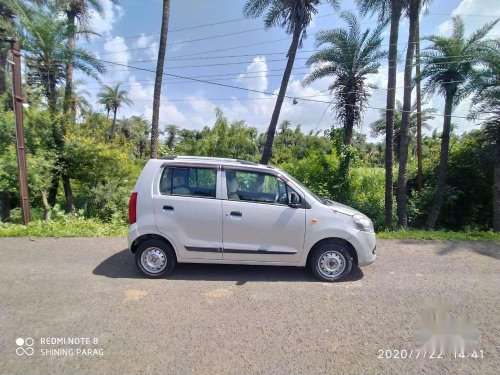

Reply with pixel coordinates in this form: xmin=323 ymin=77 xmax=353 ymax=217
xmin=310 ymin=242 xmax=353 ymax=282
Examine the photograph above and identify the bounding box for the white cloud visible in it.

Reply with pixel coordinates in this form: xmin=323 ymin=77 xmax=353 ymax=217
xmin=437 ymin=0 xmax=500 ymax=36
xmin=102 ymin=36 xmax=130 ymax=81
xmin=236 ymin=56 xmax=269 ymax=93
xmin=144 ymin=97 xmax=187 ymax=128
xmin=135 ymin=33 xmax=159 ymax=60
xmin=89 ymin=0 xmax=124 ymax=36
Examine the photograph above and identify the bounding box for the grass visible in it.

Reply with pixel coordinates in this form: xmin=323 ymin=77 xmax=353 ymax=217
xmin=0 ymin=219 xmax=127 ymax=237
xmin=377 ymin=229 xmax=500 ymax=242
xmin=1 ymin=219 xmax=499 ymax=242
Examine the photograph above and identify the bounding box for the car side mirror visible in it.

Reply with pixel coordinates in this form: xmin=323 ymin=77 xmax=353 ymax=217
xmin=288 ymin=192 xmax=300 ymax=208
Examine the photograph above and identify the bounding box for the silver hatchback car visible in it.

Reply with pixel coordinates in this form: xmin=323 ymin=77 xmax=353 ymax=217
xmin=128 ymin=156 xmax=376 ymax=281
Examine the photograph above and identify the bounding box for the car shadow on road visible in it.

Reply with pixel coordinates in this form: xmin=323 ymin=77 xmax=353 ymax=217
xmin=93 ymin=249 xmax=364 ymax=283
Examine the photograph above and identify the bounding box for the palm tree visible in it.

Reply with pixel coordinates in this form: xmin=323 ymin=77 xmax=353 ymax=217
xmin=469 ymin=40 xmax=500 ymax=231
xmin=415 ymin=13 xmax=423 ymax=190
xmin=165 ymin=124 xmax=178 ymax=150
xmin=150 ymin=0 xmax=170 ymax=159
xmin=357 ymin=0 xmax=404 ymax=227
xmin=370 ymin=100 xmax=435 ymax=159
xmin=15 ymin=2 xmax=103 ymax=212
xmin=15 ymin=4 xmax=104 ymax=116
xmin=304 ymin=12 xmax=385 ymax=149
xmin=57 ymin=81 xmax=92 ymax=117
xmin=55 ymin=0 xmax=111 ymax=118
xmin=0 ymin=1 xmax=15 ymax=98
xmin=97 ymin=84 xmax=132 ymax=138
xmin=397 ymin=0 xmax=430 ymax=227
xmin=244 ymin=0 xmax=338 ymax=164
xmin=419 ymin=16 xmax=499 ymax=229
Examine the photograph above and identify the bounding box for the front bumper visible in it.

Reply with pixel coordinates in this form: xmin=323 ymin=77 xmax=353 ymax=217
xmin=347 ymin=230 xmax=377 ymax=266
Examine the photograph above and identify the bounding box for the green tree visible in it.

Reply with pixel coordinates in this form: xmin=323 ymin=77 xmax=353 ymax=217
xmin=243 ymin=0 xmax=338 ymax=164
xmin=370 ymin=100 xmax=435 ymax=160
xmin=397 ymin=0 xmax=424 ymax=227
xmin=0 ymin=0 xmax=15 ymax=98
xmin=469 ymin=40 xmax=500 ymax=231
xmin=165 ymin=124 xmax=178 ymax=150
xmin=419 ymin=16 xmax=499 ymax=229
xmin=14 ymin=3 xmax=104 ymax=115
xmin=304 ymin=11 xmax=385 ymax=148
xmin=117 ymin=115 xmax=151 ymax=158
xmin=356 ymin=0 xmax=404 ymax=227
xmin=14 ymin=2 xmax=103 ymax=212
xmin=55 ymin=0 xmax=110 ymax=118
xmin=97 ymin=83 xmax=132 ymax=138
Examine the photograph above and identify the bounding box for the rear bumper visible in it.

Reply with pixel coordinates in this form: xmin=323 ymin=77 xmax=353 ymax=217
xmin=127 ymin=224 xmax=139 ymax=251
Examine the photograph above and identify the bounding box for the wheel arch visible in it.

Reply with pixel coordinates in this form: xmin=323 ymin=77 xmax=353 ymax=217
xmin=130 ymin=233 xmax=178 ymax=261
xmin=306 ymin=237 xmax=358 ymax=266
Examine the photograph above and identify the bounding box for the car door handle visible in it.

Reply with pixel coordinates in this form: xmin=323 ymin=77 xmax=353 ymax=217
xmin=229 ymin=211 xmax=242 ymax=217
xmin=163 ymin=205 xmax=174 ymax=211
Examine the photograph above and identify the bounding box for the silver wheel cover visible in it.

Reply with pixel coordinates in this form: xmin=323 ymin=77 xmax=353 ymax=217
xmin=141 ymin=247 xmax=167 ymax=273
xmin=318 ymin=250 xmax=346 ymax=278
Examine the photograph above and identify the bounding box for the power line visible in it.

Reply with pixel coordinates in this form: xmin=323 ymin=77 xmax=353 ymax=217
xmin=81 ymin=11 xmax=498 ymax=46
xmin=92 ymin=58 xmax=484 ymax=120
xmin=96 ymin=38 xmax=424 ymax=57
xmin=97 ymin=58 xmax=334 ymax=104
xmin=100 ymin=54 xmax=486 ymax=72
xmin=82 ymin=11 xmax=340 ymax=46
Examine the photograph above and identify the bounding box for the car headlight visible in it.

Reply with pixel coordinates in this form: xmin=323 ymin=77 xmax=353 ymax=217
xmin=353 ymin=214 xmax=374 ymax=233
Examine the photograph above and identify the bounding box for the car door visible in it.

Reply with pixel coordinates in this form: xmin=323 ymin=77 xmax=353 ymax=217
xmin=222 ymin=169 xmax=306 ymax=263
xmin=154 ymin=165 xmax=222 ymax=260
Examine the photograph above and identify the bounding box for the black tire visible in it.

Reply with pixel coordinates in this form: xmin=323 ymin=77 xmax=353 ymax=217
xmin=310 ymin=241 xmax=353 ymax=282
xmin=135 ymin=239 xmax=176 ymax=278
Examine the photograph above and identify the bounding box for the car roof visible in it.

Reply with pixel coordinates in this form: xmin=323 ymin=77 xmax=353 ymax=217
xmin=156 ymin=155 xmax=277 ymax=171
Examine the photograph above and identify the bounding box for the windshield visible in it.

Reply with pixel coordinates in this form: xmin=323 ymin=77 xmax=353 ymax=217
xmin=279 ymin=170 xmax=328 ymax=205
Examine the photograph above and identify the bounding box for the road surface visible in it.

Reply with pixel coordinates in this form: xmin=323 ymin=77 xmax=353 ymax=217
xmin=0 ymin=238 xmax=499 ymax=375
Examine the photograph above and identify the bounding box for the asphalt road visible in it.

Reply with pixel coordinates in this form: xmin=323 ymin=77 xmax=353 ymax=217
xmin=0 ymin=238 xmax=499 ymax=375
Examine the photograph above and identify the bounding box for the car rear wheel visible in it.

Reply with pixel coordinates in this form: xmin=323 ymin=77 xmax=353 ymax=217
xmin=135 ymin=239 xmax=176 ymax=278
xmin=310 ymin=242 xmax=353 ymax=282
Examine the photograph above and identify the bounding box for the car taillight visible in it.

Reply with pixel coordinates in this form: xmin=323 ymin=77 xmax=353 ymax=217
xmin=128 ymin=192 xmax=138 ymax=224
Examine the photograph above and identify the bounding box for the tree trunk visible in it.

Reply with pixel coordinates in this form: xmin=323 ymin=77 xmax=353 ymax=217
xmin=150 ymin=0 xmax=171 ymax=159
xmin=426 ymin=92 xmax=454 ymax=229
xmin=397 ymin=0 xmax=419 ymax=228
xmin=1 ymin=191 xmax=10 ymax=222
xmin=111 ymin=107 xmax=117 ymax=138
xmin=64 ymin=12 xmax=76 ymax=117
xmin=493 ymin=137 xmax=500 ymax=232
xmin=260 ymin=25 xmax=301 ymax=165
xmin=415 ymin=18 xmax=424 ymax=191
xmin=62 ymin=13 xmax=77 ymax=215
xmin=48 ymin=172 xmax=59 ymax=206
xmin=41 ymin=190 xmax=51 ymax=221
xmin=343 ymin=95 xmax=356 ymax=147
xmin=0 ymin=48 xmax=6 ymax=97
xmin=62 ymin=172 xmax=75 ymax=214
xmin=384 ymin=0 xmax=402 ymax=227
xmin=48 ymin=78 xmax=58 ymax=117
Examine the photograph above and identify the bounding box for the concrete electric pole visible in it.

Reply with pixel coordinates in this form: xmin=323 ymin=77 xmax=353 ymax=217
xmin=8 ymin=40 xmax=30 ymax=224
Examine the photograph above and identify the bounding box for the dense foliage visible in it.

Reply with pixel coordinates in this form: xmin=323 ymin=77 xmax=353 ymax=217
xmin=1 ymin=102 xmax=495 ymax=231
xmin=0 ymin=0 xmax=498 ymax=235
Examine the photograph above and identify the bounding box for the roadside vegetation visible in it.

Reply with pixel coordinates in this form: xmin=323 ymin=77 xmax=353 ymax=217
xmin=0 ymin=0 xmax=498 ymax=239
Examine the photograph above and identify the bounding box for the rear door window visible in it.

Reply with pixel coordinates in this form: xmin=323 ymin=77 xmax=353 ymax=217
xmin=160 ymin=167 xmax=216 ymax=198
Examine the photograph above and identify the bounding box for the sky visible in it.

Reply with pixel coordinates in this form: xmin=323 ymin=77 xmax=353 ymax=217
xmin=76 ymin=0 xmax=500 ymax=140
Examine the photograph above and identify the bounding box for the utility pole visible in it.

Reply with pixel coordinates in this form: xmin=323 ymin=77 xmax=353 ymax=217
xmin=8 ymin=40 xmax=30 ymax=224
